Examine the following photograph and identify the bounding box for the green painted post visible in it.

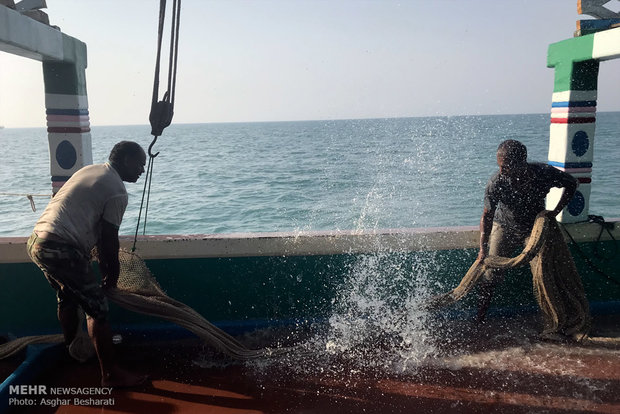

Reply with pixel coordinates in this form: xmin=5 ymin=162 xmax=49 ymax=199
xmin=546 ymin=35 xmax=598 ymax=223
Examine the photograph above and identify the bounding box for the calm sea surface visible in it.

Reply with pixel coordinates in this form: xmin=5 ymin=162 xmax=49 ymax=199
xmin=1 ymin=113 xmax=619 ymax=237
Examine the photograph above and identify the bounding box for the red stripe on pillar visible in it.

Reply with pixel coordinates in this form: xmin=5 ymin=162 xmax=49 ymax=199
xmin=550 ymin=118 xmax=596 ymax=124
xmin=47 ymin=127 xmax=91 ymax=133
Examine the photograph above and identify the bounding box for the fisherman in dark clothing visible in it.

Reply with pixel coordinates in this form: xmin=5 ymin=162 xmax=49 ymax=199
xmin=476 ymin=140 xmax=578 ymax=326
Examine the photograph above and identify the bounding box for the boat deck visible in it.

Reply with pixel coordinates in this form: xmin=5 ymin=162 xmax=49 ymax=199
xmin=3 ymin=315 xmax=620 ymax=414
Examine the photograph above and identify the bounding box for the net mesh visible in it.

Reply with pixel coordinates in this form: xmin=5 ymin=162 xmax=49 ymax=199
xmin=116 ymin=249 xmax=167 ymax=296
xmin=0 ymin=249 xmax=279 ymax=360
xmin=426 ymin=212 xmax=592 ymax=340
xmin=105 ymin=249 xmax=277 ymax=359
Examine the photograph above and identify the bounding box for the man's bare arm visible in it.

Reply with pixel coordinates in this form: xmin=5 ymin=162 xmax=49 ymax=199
xmin=549 ymin=175 xmax=578 ymax=217
xmin=477 ymin=206 xmax=495 ymax=261
xmin=99 ymin=221 xmax=120 ymax=290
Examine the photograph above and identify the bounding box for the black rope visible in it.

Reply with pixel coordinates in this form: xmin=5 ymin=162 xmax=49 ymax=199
xmin=168 ymin=0 xmax=181 ymax=107
xmin=142 ymin=154 xmax=156 ymax=236
xmin=586 ymin=214 xmax=618 ymax=260
xmin=132 ymin=156 xmax=155 ymax=252
xmin=132 ymin=0 xmax=181 ymax=251
xmin=560 ymin=217 xmax=620 ymax=287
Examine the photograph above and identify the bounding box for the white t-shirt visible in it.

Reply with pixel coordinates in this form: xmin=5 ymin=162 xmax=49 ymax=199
xmin=34 ymin=163 xmax=128 ymax=254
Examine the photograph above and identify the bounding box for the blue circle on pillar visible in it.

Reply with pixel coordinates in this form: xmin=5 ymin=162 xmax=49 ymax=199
xmin=567 ymin=191 xmax=585 ymax=216
xmin=571 ymin=131 xmax=589 ymax=157
xmin=56 ymin=140 xmax=77 ymax=170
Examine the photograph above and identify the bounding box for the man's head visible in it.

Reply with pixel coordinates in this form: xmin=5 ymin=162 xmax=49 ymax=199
xmin=109 ymin=141 xmax=146 ymax=183
xmin=496 ymin=139 xmax=527 ymax=177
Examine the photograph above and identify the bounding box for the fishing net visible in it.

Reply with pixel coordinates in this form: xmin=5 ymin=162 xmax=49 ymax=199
xmin=106 ymin=249 xmax=274 ymax=359
xmin=0 ymin=249 xmax=278 ymax=361
xmin=425 ymin=212 xmax=592 ymax=340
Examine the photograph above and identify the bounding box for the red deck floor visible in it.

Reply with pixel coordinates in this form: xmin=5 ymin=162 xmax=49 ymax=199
xmin=4 ymin=316 xmax=620 ymax=414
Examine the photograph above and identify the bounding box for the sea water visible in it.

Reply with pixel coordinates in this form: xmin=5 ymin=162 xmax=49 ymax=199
xmin=3 ymin=113 xmax=620 ymax=374
xmin=1 ymin=112 xmax=619 ymax=237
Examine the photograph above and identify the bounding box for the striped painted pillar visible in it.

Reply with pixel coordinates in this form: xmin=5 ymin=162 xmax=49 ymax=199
xmin=42 ymin=57 xmax=91 ymax=194
xmin=545 ymin=26 xmax=620 ymax=223
xmin=546 ymin=50 xmax=598 ymax=223
xmin=0 ymin=7 xmax=90 ymax=194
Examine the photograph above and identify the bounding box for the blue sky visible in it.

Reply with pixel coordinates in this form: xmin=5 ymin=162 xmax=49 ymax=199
xmin=1 ymin=0 xmax=619 ymax=127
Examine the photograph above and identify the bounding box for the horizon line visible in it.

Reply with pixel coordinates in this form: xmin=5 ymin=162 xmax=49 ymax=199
xmin=3 ymin=110 xmax=620 ymax=129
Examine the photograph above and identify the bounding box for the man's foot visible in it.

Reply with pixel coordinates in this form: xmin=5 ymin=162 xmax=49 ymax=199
xmin=570 ymin=332 xmax=589 ymax=343
xmin=538 ymin=332 xmax=570 ymax=343
xmin=101 ymin=366 xmax=148 ymax=388
xmin=68 ymin=334 xmax=95 ymax=363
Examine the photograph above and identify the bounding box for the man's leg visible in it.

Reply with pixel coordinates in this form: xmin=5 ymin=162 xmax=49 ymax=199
xmin=30 ymin=235 xmax=146 ymax=387
xmin=476 ymin=281 xmax=497 ymax=323
xmin=57 ymin=296 xmax=80 ymax=346
xmin=87 ymin=316 xmax=147 ymax=387
xmin=476 ymin=224 xmax=523 ymax=323
xmin=74 ymin=268 xmax=147 ymax=387
xmin=28 ymin=234 xmax=82 ymax=346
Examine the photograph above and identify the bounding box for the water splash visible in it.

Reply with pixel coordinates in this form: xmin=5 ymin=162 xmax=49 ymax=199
xmin=245 ymin=184 xmax=448 ymax=377
xmin=323 ymin=249 xmax=441 ymax=373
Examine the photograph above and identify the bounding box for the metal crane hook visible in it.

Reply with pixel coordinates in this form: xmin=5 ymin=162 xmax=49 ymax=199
xmin=148 ymin=136 xmax=160 ymax=158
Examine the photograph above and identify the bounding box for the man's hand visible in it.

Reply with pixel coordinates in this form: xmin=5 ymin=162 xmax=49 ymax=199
xmin=544 ymin=209 xmax=559 ymax=219
xmin=101 ymin=274 xmax=118 ymax=290
xmin=548 ymin=175 xmax=578 ymax=219
xmin=98 ymin=259 xmax=117 ymax=290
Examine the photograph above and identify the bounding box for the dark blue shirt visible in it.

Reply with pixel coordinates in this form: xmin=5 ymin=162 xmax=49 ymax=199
xmin=484 ymin=163 xmax=574 ymax=231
